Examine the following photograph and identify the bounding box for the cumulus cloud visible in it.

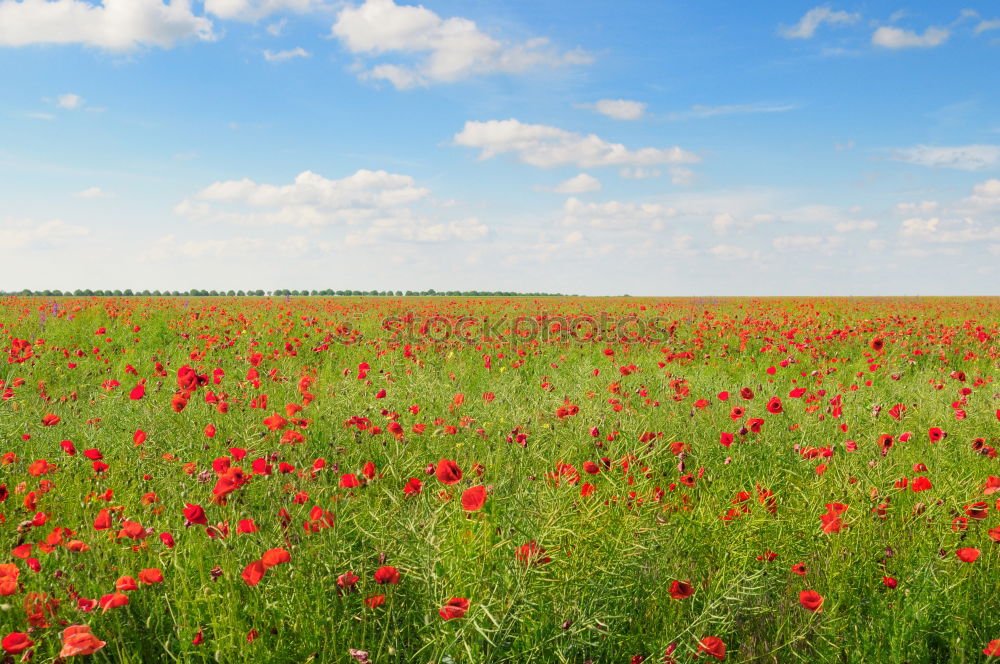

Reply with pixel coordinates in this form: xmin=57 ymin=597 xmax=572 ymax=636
xmin=263 ymin=46 xmax=309 ymax=61
xmin=74 ymin=187 xmax=110 ymax=199
xmin=833 ymin=219 xmax=877 ymax=232
xmin=772 ymin=234 xmax=843 ymax=253
xmin=345 ymin=216 xmax=488 ymax=245
xmin=142 ymin=233 xmax=313 ymax=262
xmin=0 ymin=218 xmax=89 ymax=249
xmin=708 ymin=245 xmax=752 ymax=260
xmin=580 ymin=99 xmax=647 ymax=120
xmin=779 ymin=7 xmax=860 ymax=39
xmin=175 ymin=168 xmax=489 ymax=244
xmin=0 ymin=0 xmax=215 ymax=51
xmin=548 ymin=173 xmax=601 ymax=194
xmin=56 ymin=93 xmax=83 ymax=109
xmin=176 ymin=169 xmax=431 ymax=227
xmin=561 ymin=197 xmax=675 ymax=231
xmin=872 ymin=25 xmax=950 ymax=49
xmin=203 ymin=0 xmax=323 ymax=21
xmin=891 ymin=144 xmax=999 ymax=170
xmin=453 ymin=119 xmax=699 ymax=169
xmin=330 ymin=0 xmax=591 ymax=88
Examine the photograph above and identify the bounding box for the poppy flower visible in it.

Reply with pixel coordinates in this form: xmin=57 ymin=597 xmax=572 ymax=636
xmin=374 ymin=566 xmax=400 ymax=584
xmin=436 ymin=459 xmax=463 ymax=484
xmin=791 ymin=563 xmax=807 ymax=576
xmin=337 ymin=571 xmax=359 ymax=589
xmin=115 ymin=576 xmax=138 ymax=592
xmin=183 ymin=503 xmax=208 ymax=526
xmin=766 ymin=397 xmax=783 ymax=414
xmin=41 ymin=413 xmax=60 ymax=426
xmin=98 ymin=592 xmax=129 ymax=613
xmin=242 ymin=560 xmax=266 ymax=586
xmin=697 ymin=636 xmax=726 ymax=660
xmin=461 ymin=485 xmax=487 ymax=511
xmin=669 ymin=580 xmax=694 ymax=600
xmin=883 ymin=576 xmax=897 ymax=589
xmin=403 ymin=478 xmax=423 ymax=496
xmin=985 ymin=640 xmax=1000 ymax=657
xmin=138 ymin=568 xmax=164 ymax=584
xmin=956 ymin=548 xmax=980 ymax=563
xmin=439 ymin=597 xmax=469 ymax=620
xmin=59 ymin=625 xmax=106 ymax=657
xmin=261 ymin=548 xmax=291 ymax=569
xmin=799 ymin=590 xmax=823 ymax=612
xmin=911 ymin=477 xmax=932 ymax=492
xmin=515 ymin=541 xmax=551 ymax=566
xmin=365 ymin=595 xmax=385 ymax=609
xmin=2 ymin=632 xmax=33 ymax=654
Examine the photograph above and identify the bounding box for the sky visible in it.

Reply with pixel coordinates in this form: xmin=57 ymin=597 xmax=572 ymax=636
xmin=1 ymin=0 xmax=999 ymax=296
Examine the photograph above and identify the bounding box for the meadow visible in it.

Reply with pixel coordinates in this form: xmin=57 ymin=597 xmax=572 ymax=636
xmin=1 ymin=295 xmax=999 ymax=663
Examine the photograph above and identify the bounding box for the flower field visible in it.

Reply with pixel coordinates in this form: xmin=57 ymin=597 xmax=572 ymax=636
xmin=2 ymin=295 xmax=1000 ymax=663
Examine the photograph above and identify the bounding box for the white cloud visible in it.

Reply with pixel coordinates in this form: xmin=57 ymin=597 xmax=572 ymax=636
xmin=0 ymin=218 xmax=89 ymax=249
xmin=772 ymin=235 xmax=843 ymax=253
xmin=712 ymin=213 xmax=735 ymax=235
xmin=562 ymin=197 xmax=675 ymax=231
xmin=266 ymin=18 xmax=286 ymax=35
xmin=894 ymin=200 xmax=939 ymax=215
xmin=669 ymin=167 xmax=695 ymax=187
xmin=779 ymin=7 xmax=860 ymax=39
xmin=0 ymin=0 xmax=215 ymax=51
xmin=345 ymin=216 xmax=488 ymax=245
xmin=833 ymin=219 xmax=877 ymax=232
xmin=975 ymin=19 xmax=1000 ymax=34
xmin=203 ymin=0 xmax=323 ymax=21
xmin=330 ymin=0 xmax=592 ymax=88
xmin=619 ymin=167 xmax=661 ymax=179
xmin=453 ymin=119 xmax=699 ymax=169
xmin=74 ymin=187 xmax=110 ymax=199
xmin=142 ymin=233 xmax=313 ymax=262
xmin=550 ymin=173 xmax=601 ymax=194
xmin=263 ymin=46 xmax=309 ymax=61
xmin=666 ymin=103 xmax=797 ymax=121
xmin=891 ymin=144 xmax=999 ymax=170
xmin=872 ymin=25 xmax=950 ymax=49
xmin=581 ymin=99 xmax=647 ymax=120
xmin=708 ymin=245 xmax=751 ymax=260
xmin=177 ymin=169 xmax=431 ymax=227
xmin=56 ymin=93 xmax=83 ymax=109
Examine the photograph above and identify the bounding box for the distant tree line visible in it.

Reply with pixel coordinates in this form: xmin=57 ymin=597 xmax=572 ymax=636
xmin=2 ymin=289 xmax=572 ymax=297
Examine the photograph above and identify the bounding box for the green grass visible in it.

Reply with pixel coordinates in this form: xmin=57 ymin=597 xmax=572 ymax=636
xmin=1 ymin=295 xmax=999 ymax=663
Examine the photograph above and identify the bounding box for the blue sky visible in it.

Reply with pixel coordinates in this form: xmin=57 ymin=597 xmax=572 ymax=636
xmin=1 ymin=0 xmax=999 ymax=295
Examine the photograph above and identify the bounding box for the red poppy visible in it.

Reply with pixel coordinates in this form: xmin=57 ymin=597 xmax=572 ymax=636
xmin=374 ymin=566 xmax=400 ymax=584
xmin=403 ymin=478 xmax=423 ymax=496
xmin=669 ymin=580 xmax=694 ymax=600
xmin=911 ymin=476 xmax=932 ymax=492
xmin=138 ymin=569 xmax=164 ymax=584
xmin=791 ymin=563 xmax=807 ymax=576
xmin=766 ymin=397 xmax=783 ymax=414
xmin=184 ymin=503 xmax=208 ymax=526
xmin=883 ymin=576 xmax=897 ymax=589
xmin=436 ymin=459 xmax=463 ymax=484
xmin=2 ymin=632 xmax=33 ymax=654
xmin=59 ymin=625 xmax=106 ymax=657
xmin=242 ymin=560 xmax=266 ymax=586
xmin=439 ymin=597 xmax=470 ymax=620
xmin=261 ymin=548 xmax=291 ymax=569
xmin=799 ymin=590 xmax=823 ymax=612
xmin=698 ymin=636 xmax=726 ymax=660
xmin=461 ymin=485 xmax=487 ymax=511
xmin=365 ymin=595 xmax=385 ymax=609
xmin=985 ymin=640 xmax=1000 ymax=657
xmin=956 ymin=548 xmax=980 ymax=563
xmin=41 ymin=413 xmax=60 ymax=426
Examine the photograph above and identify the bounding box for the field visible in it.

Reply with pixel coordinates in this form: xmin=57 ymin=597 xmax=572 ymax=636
xmin=1 ymin=295 xmax=999 ymax=663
